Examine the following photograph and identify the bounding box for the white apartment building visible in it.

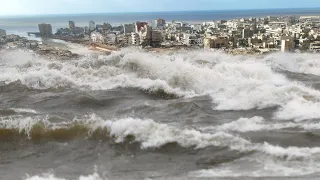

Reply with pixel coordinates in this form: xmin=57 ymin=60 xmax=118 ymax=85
xmin=90 ymin=32 xmax=105 ymax=43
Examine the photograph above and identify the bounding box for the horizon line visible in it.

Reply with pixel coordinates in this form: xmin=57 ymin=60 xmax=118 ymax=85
xmin=1 ymin=7 xmax=320 ymax=18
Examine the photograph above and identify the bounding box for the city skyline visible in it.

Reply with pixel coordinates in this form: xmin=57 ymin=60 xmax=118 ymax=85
xmin=0 ymin=0 xmax=319 ymax=16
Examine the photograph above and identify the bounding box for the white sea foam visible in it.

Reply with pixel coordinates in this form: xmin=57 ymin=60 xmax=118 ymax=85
xmin=203 ymin=116 xmax=320 ymax=133
xmin=2 ymin=49 xmax=320 ymax=120
xmin=25 ymin=173 xmax=66 ymax=180
xmin=2 ymin=114 xmax=320 ymax=160
xmin=205 ymin=116 xmax=320 ymax=131
xmin=275 ymin=96 xmax=320 ymax=121
xmin=264 ymin=52 xmax=320 ymax=76
xmin=203 ymin=116 xmax=298 ymax=132
xmin=80 ymin=115 xmax=320 ymax=160
xmin=10 ymin=108 xmax=38 ymax=114
xmin=189 ymin=155 xmax=320 ymax=178
xmin=0 ymin=115 xmax=50 ymax=137
xmin=24 ymin=172 xmax=104 ymax=180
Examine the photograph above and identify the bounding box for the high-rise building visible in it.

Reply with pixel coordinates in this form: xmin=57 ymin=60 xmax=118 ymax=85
xmin=155 ymin=18 xmax=166 ymax=27
xmin=123 ymin=24 xmax=135 ymax=34
xmin=242 ymin=28 xmax=254 ymax=39
xmin=69 ymin=21 xmax=75 ymax=30
xmin=38 ymin=23 xmax=53 ymax=37
xmin=252 ymin=18 xmax=257 ymax=33
xmin=151 ymin=30 xmax=162 ymax=47
xmin=135 ymin=21 xmax=148 ymax=33
xmin=0 ymin=29 xmax=6 ymax=37
xmin=281 ymin=36 xmax=294 ymax=52
xmin=102 ymin=23 xmax=113 ymax=34
xmin=89 ymin=21 xmax=96 ymax=32
xmin=139 ymin=24 xmax=152 ymax=46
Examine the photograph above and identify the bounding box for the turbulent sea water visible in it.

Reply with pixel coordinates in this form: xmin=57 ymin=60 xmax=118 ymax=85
xmin=2 ymin=47 xmax=320 ymax=180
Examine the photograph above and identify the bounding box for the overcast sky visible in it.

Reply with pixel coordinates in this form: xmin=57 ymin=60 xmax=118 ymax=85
xmin=0 ymin=0 xmax=319 ymax=15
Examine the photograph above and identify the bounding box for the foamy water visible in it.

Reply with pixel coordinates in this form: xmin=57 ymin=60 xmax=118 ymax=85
xmin=2 ymin=48 xmax=320 ymax=179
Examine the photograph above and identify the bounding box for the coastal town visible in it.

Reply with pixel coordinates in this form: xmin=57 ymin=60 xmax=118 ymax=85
xmin=1 ymin=15 xmax=320 ymax=55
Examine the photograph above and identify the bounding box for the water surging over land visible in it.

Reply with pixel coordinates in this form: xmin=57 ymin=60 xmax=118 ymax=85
xmin=2 ymin=48 xmax=320 ymax=180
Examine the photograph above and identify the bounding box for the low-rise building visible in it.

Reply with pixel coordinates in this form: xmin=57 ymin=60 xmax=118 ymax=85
xmin=6 ymin=34 xmax=21 ymax=42
xmin=310 ymin=41 xmax=320 ymax=51
xmin=73 ymin=27 xmax=85 ymax=37
xmin=184 ymin=34 xmax=197 ymax=46
xmin=192 ymin=24 xmax=203 ymax=32
xmin=91 ymin=32 xmax=105 ymax=43
xmin=105 ymin=33 xmax=117 ymax=45
xmin=204 ymin=35 xmax=229 ymax=49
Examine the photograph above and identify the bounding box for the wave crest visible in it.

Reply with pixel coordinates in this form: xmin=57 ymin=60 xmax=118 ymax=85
xmin=1 ymin=114 xmax=320 ymax=160
xmin=2 ymin=49 xmax=320 ymax=120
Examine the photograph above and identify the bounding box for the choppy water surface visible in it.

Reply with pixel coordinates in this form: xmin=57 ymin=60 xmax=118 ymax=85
xmin=1 ymin=48 xmax=320 ymax=180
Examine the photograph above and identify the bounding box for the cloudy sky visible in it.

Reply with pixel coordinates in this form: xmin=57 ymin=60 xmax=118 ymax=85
xmin=0 ymin=0 xmax=319 ymax=15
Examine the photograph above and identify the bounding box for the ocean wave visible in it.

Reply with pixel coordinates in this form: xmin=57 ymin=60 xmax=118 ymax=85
xmin=202 ymin=116 xmax=320 ymax=132
xmin=265 ymin=52 xmax=320 ymax=76
xmin=24 ymin=172 xmax=105 ymax=180
xmin=0 ymin=108 xmax=38 ymax=116
xmin=189 ymin=155 xmax=320 ymax=178
xmin=2 ymin=114 xmax=320 ymax=160
xmin=2 ymin=49 xmax=320 ymax=120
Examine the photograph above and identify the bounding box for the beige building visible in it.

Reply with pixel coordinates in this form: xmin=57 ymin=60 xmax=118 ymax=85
xmin=204 ymin=35 xmax=229 ymax=49
xmin=139 ymin=25 xmax=152 ymax=46
xmin=280 ymin=36 xmax=294 ymax=52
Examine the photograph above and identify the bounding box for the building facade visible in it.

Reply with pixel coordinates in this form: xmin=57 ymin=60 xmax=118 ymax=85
xmin=204 ymin=35 xmax=229 ymax=49
xmin=123 ymin=24 xmax=135 ymax=34
xmin=131 ymin=32 xmax=140 ymax=45
xmin=69 ymin=21 xmax=75 ymax=30
xmin=151 ymin=30 xmax=162 ymax=47
xmin=281 ymin=36 xmax=294 ymax=52
xmin=91 ymin=32 xmax=105 ymax=43
xmin=89 ymin=21 xmax=96 ymax=32
xmin=38 ymin=23 xmax=53 ymax=37
xmin=135 ymin=22 xmax=148 ymax=33
xmin=0 ymin=29 xmax=6 ymax=37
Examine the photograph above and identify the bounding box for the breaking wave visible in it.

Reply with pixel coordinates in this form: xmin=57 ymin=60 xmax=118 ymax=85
xmin=189 ymin=156 xmax=320 ymax=178
xmin=265 ymin=52 xmax=320 ymax=76
xmin=2 ymin=49 xmax=320 ymax=120
xmin=0 ymin=108 xmax=38 ymax=116
xmin=202 ymin=116 xmax=320 ymax=132
xmin=24 ymin=172 xmax=105 ymax=180
xmin=1 ymin=114 xmax=320 ymax=160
